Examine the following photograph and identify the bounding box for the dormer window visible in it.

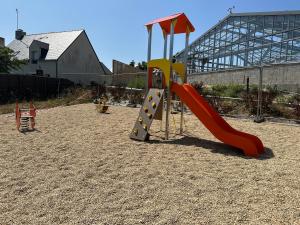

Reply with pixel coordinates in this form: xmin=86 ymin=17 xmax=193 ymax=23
xmin=31 ymin=50 xmax=38 ymax=64
xmin=29 ymin=40 xmax=49 ymax=63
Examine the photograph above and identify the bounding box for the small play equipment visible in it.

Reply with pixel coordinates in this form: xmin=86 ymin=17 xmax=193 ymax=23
xmin=96 ymin=97 xmax=109 ymax=113
xmin=15 ymin=100 xmax=36 ymax=131
xmin=130 ymin=13 xmax=264 ymax=157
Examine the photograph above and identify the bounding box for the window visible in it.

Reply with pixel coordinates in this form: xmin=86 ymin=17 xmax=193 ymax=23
xmin=36 ymin=69 xmax=43 ymax=76
xmin=40 ymin=48 xmax=48 ymax=59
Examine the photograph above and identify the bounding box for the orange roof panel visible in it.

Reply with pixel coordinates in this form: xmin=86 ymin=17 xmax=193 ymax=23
xmin=145 ymin=13 xmax=195 ymax=34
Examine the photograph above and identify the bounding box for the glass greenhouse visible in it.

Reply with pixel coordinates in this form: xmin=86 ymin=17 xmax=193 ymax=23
xmin=175 ymin=11 xmax=300 ymax=73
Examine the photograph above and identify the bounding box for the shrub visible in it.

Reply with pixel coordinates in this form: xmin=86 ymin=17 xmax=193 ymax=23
xmin=191 ymin=81 xmax=205 ymax=93
xmin=109 ymin=86 xmax=126 ymax=103
xmin=128 ymin=77 xmax=145 ymax=89
xmin=288 ymin=94 xmax=300 ymax=119
xmin=211 ymin=84 xmax=245 ymax=98
xmin=241 ymin=85 xmax=280 ymax=115
xmin=128 ymin=91 xmax=144 ymax=105
xmin=191 ymin=81 xmax=211 ymax=96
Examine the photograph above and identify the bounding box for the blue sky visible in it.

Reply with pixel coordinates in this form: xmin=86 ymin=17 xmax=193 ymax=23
xmin=1 ymin=0 xmax=299 ymax=70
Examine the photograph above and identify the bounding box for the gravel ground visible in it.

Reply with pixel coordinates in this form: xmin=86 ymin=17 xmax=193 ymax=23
xmin=0 ymin=103 xmax=299 ymax=225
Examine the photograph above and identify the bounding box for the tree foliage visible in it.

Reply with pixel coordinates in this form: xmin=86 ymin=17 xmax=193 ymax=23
xmin=0 ymin=47 xmax=26 ymax=73
xmin=129 ymin=60 xmax=135 ymax=67
xmin=129 ymin=60 xmax=147 ymax=71
xmin=137 ymin=61 xmax=147 ymax=70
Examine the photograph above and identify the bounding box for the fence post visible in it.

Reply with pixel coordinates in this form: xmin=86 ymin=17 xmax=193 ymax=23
xmin=44 ymin=77 xmax=47 ymax=98
xmin=254 ymin=66 xmax=265 ymax=123
xmin=246 ymin=76 xmax=249 ymax=107
xmin=57 ymin=78 xmax=61 ymax=98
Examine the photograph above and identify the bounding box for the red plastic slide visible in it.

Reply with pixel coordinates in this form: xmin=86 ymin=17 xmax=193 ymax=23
xmin=171 ymin=83 xmax=264 ymax=157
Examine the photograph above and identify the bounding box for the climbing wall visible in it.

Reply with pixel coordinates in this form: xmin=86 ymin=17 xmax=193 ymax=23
xmin=130 ymin=88 xmax=164 ymax=141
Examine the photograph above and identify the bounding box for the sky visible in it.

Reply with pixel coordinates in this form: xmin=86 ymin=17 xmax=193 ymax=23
xmin=1 ymin=0 xmax=299 ymax=70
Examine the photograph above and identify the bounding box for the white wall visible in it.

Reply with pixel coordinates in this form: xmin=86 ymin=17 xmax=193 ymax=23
xmin=11 ymin=60 xmax=57 ymax=77
xmin=58 ymin=74 xmax=112 ymax=86
xmin=188 ymin=62 xmax=300 ymax=92
xmin=57 ymin=31 xmax=106 ymax=85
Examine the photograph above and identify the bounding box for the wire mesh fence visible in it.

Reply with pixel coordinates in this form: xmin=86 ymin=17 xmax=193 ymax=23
xmin=100 ymin=63 xmax=300 ymax=122
xmin=189 ymin=78 xmax=300 ymax=122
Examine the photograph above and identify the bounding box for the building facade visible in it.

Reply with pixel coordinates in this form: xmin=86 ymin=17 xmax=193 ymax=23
xmin=0 ymin=37 xmax=4 ymax=47
xmin=8 ymin=29 xmax=111 ymax=85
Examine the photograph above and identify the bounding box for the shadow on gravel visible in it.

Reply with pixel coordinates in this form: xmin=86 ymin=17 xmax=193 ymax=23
xmin=20 ymin=128 xmax=42 ymax=135
xmin=148 ymin=135 xmax=274 ymax=160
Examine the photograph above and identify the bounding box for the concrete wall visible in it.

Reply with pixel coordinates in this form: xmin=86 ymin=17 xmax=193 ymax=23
xmin=112 ymin=59 xmax=143 ymax=74
xmin=111 ymin=72 xmax=146 ymax=87
xmin=188 ymin=62 xmax=300 ymax=92
xmin=106 ymin=62 xmax=300 ymax=91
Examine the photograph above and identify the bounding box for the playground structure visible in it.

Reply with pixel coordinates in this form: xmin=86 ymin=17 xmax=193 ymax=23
xmin=130 ymin=13 xmax=264 ymax=158
xmin=130 ymin=88 xmax=164 ymax=140
xmin=96 ymin=97 xmax=109 ymax=113
xmin=15 ymin=101 xmax=36 ymax=132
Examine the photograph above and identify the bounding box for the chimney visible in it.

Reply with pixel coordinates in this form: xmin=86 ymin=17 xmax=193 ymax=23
xmin=15 ymin=29 xmax=26 ymax=40
xmin=0 ymin=37 xmax=4 ymax=47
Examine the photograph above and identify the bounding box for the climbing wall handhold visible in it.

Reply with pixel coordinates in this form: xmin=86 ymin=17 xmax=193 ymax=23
xmin=144 ymin=107 xmax=148 ymax=113
xmin=157 ymin=91 xmax=161 ymax=97
xmin=139 ymin=117 xmax=143 ymax=123
xmin=133 ymin=129 xmax=138 ymax=135
xmin=148 ymin=113 xmax=153 ymax=119
xmin=143 ymin=124 xmax=147 ymax=130
xmin=152 ymin=102 xmax=156 ymax=109
xmin=148 ymin=95 xmax=153 ymax=101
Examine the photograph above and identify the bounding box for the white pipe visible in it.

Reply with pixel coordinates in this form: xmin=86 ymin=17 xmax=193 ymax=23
xmin=165 ymin=19 xmax=176 ymax=140
xmin=146 ymin=25 xmax=152 ymax=93
xmin=180 ymin=28 xmax=190 ymax=134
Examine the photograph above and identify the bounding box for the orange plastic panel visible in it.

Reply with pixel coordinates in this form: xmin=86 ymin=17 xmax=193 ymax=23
xmin=171 ymin=82 xmax=264 ymax=158
xmin=145 ymin=13 xmax=195 ymax=34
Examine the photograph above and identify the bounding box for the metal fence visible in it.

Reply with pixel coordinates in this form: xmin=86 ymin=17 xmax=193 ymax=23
xmin=188 ymin=66 xmax=300 ymax=122
xmin=0 ymin=74 xmax=74 ymax=103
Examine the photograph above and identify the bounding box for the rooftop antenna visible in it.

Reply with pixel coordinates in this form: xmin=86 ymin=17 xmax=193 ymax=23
xmin=227 ymin=6 xmax=235 ymax=14
xmin=16 ymin=8 xmax=19 ymax=29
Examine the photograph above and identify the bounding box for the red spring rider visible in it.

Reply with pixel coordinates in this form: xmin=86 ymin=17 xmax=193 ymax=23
xmin=15 ymin=100 xmax=37 ymax=131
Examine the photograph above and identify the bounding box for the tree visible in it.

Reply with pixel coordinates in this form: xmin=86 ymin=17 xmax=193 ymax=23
xmin=136 ymin=61 xmax=147 ymax=70
xmin=0 ymin=46 xmax=26 ymax=73
xmin=141 ymin=61 xmax=147 ymax=70
xmin=129 ymin=60 xmax=135 ymax=67
xmin=137 ymin=61 xmax=147 ymax=70
xmin=129 ymin=60 xmax=147 ymax=70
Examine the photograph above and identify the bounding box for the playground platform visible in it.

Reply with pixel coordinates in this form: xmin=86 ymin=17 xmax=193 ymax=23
xmin=0 ymin=103 xmax=299 ymax=224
